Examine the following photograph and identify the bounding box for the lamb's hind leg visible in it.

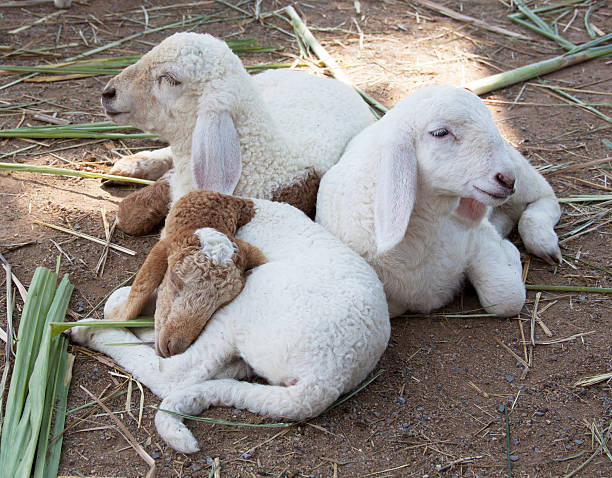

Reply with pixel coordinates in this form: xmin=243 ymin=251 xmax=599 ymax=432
xmin=156 ymin=378 xmax=334 ymax=453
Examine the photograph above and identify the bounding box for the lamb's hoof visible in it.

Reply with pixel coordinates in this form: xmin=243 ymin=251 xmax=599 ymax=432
xmin=68 ymin=323 xmax=96 ymax=346
xmin=542 ymin=246 xmax=562 ymax=265
xmin=155 ymin=408 xmax=200 ymax=454
xmin=519 ymin=224 xmax=561 ymax=266
xmin=108 ymin=153 xmax=154 ymax=182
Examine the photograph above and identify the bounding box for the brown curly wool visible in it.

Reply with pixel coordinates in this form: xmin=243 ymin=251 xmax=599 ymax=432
xmin=116 ymin=173 xmax=171 ymax=235
xmin=107 ymin=190 xmax=266 ymax=357
xmin=271 ymin=167 xmax=321 ymax=218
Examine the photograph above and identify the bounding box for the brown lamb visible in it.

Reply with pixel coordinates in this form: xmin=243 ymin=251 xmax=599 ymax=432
xmin=108 ymin=190 xmax=266 ymax=357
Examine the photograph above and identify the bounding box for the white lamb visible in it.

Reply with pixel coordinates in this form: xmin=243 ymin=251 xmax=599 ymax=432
xmin=316 ymin=85 xmax=561 ymax=318
xmin=70 ymin=195 xmax=390 ymax=454
xmin=100 ymin=32 xmax=374 ymax=234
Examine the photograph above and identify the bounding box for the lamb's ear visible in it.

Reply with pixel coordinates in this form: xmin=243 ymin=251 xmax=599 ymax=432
xmin=191 ymin=110 xmax=241 ymax=194
xmin=233 ymin=237 xmax=267 ymax=270
xmin=114 ymin=239 xmax=169 ymax=321
xmin=375 ymin=139 xmax=418 ymax=255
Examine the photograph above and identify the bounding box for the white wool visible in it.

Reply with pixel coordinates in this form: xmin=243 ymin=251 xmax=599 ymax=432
xmin=194 ymin=227 xmax=237 ymax=266
xmin=104 ymin=33 xmax=374 ymax=205
xmin=317 ymin=85 xmax=561 ymax=318
xmin=71 ymin=199 xmax=390 ymax=454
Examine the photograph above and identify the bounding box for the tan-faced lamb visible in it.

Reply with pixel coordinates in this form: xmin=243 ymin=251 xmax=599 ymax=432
xmin=100 ymin=32 xmax=374 ymax=234
xmin=70 ymin=191 xmax=390 ymax=454
xmin=316 ymin=85 xmax=562 ymax=318
xmin=107 ymin=190 xmax=267 ymax=357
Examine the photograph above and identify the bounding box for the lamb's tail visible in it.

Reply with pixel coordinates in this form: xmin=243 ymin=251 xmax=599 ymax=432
xmin=155 ymin=378 xmax=338 ymax=453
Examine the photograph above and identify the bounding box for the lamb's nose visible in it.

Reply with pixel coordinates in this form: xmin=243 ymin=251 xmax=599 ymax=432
xmin=101 ymin=86 xmax=116 ymax=100
xmin=495 ymin=172 xmax=515 ymax=190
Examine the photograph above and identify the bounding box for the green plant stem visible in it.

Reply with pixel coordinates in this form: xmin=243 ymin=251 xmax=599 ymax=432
xmin=511 ymin=0 xmax=575 ymax=50
xmin=0 ymin=162 xmax=155 ymax=185
xmin=284 ymin=5 xmax=388 ymax=117
xmin=525 ymin=285 xmax=612 ymax=294
xmin=465 ymin=45 xmax=612 ymax=95
xmin=50 ymin=318 xmax=154 ymax=339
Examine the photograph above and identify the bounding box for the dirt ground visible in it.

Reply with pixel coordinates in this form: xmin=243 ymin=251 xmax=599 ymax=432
xmin=0 ymin=1 xmax=611 ymax=477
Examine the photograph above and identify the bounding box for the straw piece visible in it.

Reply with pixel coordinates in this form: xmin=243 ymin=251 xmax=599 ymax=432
xmin=527 ymin=331 xmax=595 ymax=345
xmin=8 ymin=11 xmax=63 ymax=35
xmin=416 ymin=0 xmax=533 ymax=41
xmin=494 ymin=336 xmax=530 ymax=369
xmin=80 ymin=386 xmax=155 ymax=478
xmin=538 ymin=81 xmax=611 ymax=123
xmin=33 ymin=220 xmax=137 ymax=256
xmin=543 ymin=157 xmax=612 ymax=176
xmin=574 ymin=372 xmax=612 ymax=387
xmin=284 ymin=6 xmax=388 ymax=116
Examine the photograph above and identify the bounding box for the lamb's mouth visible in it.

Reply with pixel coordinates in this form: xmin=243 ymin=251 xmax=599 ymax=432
xmin=473 ymin=186 xmax=512 ymax=200
xmin=105 ymin=109 xmax=129 ymax=118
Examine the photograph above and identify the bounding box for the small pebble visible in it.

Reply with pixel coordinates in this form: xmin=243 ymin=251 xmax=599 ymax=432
xmin=192 ymin=464 xmax=202 ymax=472
xmin=241 ymin=453 xmax=252 ymax=459
xmin=151 ymin=453 xmax=160 ymax=459
xmin=506 ymin=374 xmax=515 ymax=383
xmin=535 ymin=411 xmax=545 ymax=417
xmin=575 ymin=439 xmax=583 ymax=445
xmin=395 ymin=396 xmax=406 ymax=404
xmin=498 ymin=404 xmax=505 ymax=413
xmin=417 ymin=406 xmax=424 ymax=412
xmin=510 ymin=455 xmax=519 ymax=462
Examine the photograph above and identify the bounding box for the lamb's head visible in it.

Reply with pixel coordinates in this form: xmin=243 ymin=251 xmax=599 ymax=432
xmin=100 ymin=32 xmax=243 ymax=144
xmin=154 ymin=227 xmax=251 ymax=357
xmin=392 ymin=86 xmax=516 ymax=203
xmin=105 ymin=191 xmax=266 ymax=356
xmin=373 ymin=85 xmax=518 ymax=254
xmin=101 ymin=32 xmax=246 ymax=195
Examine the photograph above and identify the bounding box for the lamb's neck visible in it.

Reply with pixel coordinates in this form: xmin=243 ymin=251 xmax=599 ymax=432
xmin=391 ymin=191 xmax=459 ymax=268
xmin=231 ymin=85 xmax=305 ymax=198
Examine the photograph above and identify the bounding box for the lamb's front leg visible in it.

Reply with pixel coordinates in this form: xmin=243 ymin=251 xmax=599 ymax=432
xmin=110 ymin=146 xmax=174 ymax=181
xmin=466 ymin=224 xmax=525 ymax=317
xmin=116 ymin=170 xmax=172 ymax=236
xmin=70 ymin=324 xmax=176 ymax=397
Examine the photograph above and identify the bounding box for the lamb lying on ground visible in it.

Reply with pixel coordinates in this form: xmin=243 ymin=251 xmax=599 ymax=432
xmin=100 ymin=32 xmax=374 ymax=234
xmin=107 ymin=190 xmax=267 ymax=357
xmin=316 ymin=85 xmax=562 ymax=318
xmin=70 ymin=194 xmax=390 ymax=453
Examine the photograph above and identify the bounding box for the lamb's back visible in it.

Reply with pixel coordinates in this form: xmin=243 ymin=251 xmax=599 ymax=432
xmin=253 ymin=70 xmax=374 ymax=173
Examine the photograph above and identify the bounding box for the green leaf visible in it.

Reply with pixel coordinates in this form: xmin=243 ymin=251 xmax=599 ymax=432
xmin=50 ymin=318 xmax=155 ymax=338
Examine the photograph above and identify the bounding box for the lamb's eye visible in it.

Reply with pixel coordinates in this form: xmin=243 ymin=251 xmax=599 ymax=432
xmin=159 ymin=74 xmax=181 ymax=86
xmin=430 ymin=128 xmax=449 ymax=137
